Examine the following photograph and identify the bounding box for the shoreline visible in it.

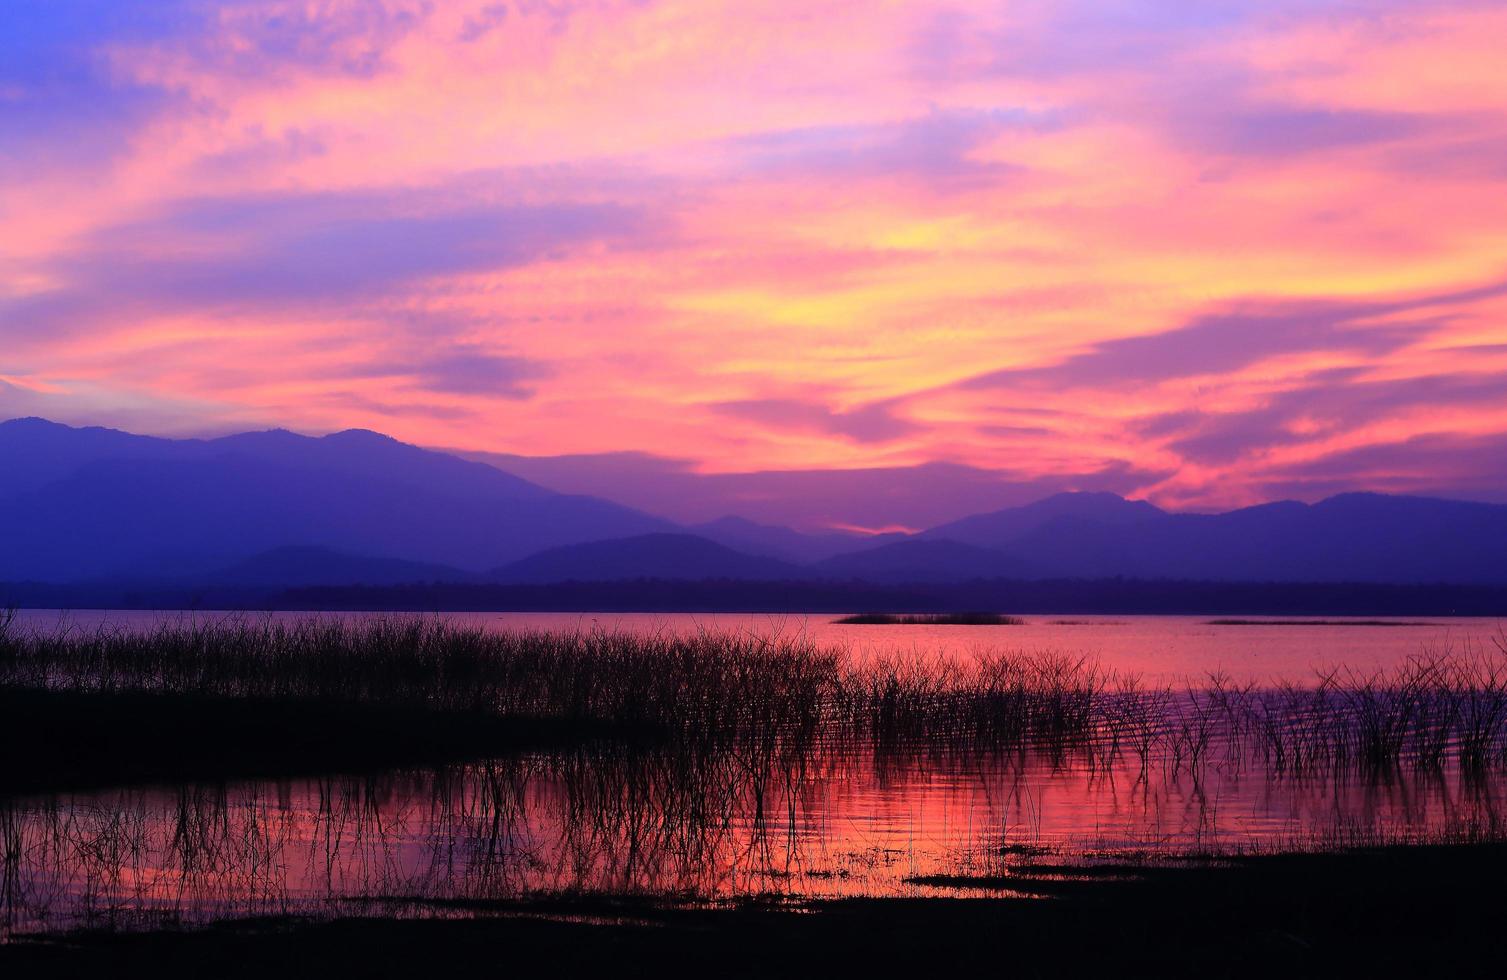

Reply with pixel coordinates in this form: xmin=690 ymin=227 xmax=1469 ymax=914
xmin=7 ymin=843 xmax=1507 ymax=977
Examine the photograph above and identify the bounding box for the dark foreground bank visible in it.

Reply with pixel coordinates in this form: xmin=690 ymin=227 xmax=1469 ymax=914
xmin=0 ymin=688 xmax=629 ymax=796
xmin=5 ymin=844 xmax=1506 ymax=978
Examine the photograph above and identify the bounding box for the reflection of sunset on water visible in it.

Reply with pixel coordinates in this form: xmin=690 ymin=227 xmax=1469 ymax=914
xmin=6 ymin=614 xmax=1507 ymax=935
xmin=7 ymin=737 xmax=1503 ymax=934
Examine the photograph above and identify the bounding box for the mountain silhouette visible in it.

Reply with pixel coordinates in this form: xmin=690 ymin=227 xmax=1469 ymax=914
xmin=490 ymin=533 xmax=804 ymax=583
xmin=688 ymin=515 xmax=890 ymax=563
xmin=0 ymin=418 xmax=669 ymax=581
xmin=0 ymin=417 xmax=194 ymax=499
xmin=208 ymin=547 xmax=475 ymax=588
xmin=972 ymin=493 xmax=1507 ymax=584
xmin=812 ymin=539 xmax=1046 ymax=583
xmin=921 ymin=491 xmax=1166 ymax=548
xmin=5 ymin=417 xmax=1507 ymax=589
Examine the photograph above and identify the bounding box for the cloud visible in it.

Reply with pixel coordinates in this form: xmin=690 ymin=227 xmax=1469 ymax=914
xmin=1178 ymin=106 xmax=1429 ymax=159
xmin=407 ymin=348 xmax=552 ymax=398
xmin=921 ymin=0 xmax=1458 ymax=83
xmin=955 ymin=280 xmax=1507 ymax=392
xmin=1383 ymin=131 xmax=1507 ymax=181
xmin=711 ymin=397 xmax=918 ymax=444
xmin=190 ymin=126 xmax=331 ymax=176
xmin=3 ymin=189 xmax=646 ymax=340
xmin=173 ymin=0 xmax=435 ymax=80
xmin=317 ymin=391 xmax=482 ymax=421
xmin=1155 ymin=371 xmax=1507 ymax=465
xmin=724 ymin=108 xmax=1048 ymax=184
xmin=1257 ymin=432 xmax=1507 ymax=504
xmin=4 ymin=0 xmax=1507 ymax=512
xmin=458 ymin=3 xmax=509 ymax=42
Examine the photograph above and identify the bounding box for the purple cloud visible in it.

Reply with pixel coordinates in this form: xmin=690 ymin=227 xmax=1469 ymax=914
xmin=187 ymin=0 xmax=433 ymax=79
xmin=710 ymin=397 xmax=918 ymax=444
xmin=458 ymin=3 xmax=510 ymax=42
xmin=1153 ymin=371 xmax=1507 ymax=465
xmin=1179 ymin=106 xmax=1428 ymax=158
xmin=408 ymin=348 xmax=552 ymax=398
xmin=726 ymin=108 xmax=1051 ymax=184
xmin=2 ymin=189 xmax=647 ymax=343
xmin=313 ymin=342 xmax=555 ymax=400
xmin=955 ymin=280 xmax=1507 ymax=392
xmin=1257 ymin=432 xmax=1507 ymax=505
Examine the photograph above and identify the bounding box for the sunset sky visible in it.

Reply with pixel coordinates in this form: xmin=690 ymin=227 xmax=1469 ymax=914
xmin=4 ymin=1 xmax=1507 ymax=522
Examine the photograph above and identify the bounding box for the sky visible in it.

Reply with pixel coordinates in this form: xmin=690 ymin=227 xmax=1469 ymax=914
xmin=3 ymin=0 xmax=1507 ymax=525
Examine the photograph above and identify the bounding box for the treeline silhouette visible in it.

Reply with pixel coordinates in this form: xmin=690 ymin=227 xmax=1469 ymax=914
xmin=7 ymin=576 xmax=1507 ymax=615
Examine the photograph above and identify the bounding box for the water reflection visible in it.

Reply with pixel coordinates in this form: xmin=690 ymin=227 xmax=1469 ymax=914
xmin=6 ymin=724 xmax=1506 ymax=936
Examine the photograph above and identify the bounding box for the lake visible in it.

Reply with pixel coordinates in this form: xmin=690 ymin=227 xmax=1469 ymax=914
xmin=4 ymin=610 xmax=1506 ymax=935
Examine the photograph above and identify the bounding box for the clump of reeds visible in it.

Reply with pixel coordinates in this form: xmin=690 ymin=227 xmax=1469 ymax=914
xmin=7 ymin=616 xmax=1507 ymax=783
xmin=0 ymin=617 xmax=845 ymax=754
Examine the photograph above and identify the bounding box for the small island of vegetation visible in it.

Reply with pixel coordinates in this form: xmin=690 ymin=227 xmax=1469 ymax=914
xmin=834 ymin=612 xmax=1024 ymax=625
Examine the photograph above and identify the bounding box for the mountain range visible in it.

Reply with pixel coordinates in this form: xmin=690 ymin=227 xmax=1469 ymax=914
xmin=3 ymin=416 xmax=1506 ymax=590
xmin=0 ymin=418 xmax=667 ymax=581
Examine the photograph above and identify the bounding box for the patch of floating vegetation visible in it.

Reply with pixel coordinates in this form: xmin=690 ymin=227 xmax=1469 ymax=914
xmin=1046 ymin=619 xmax=1127 ymax=626
xmin=834 ymin=612 xmax=1024 ymax=625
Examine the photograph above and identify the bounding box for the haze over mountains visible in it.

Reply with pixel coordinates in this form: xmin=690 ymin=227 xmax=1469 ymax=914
xmin=4 ymin=417 xmax=1507 ymax=591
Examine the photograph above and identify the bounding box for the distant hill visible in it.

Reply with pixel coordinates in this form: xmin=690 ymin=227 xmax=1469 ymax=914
xmin=0 ymin=418 xmax=670 ymax=581
xmin=982 ymin=493 xmax=1507 ymax=584
xmin=921 ymin=491 xmax=1166 ymax=548
xmin=209 ymin=547 xmax=474 ymax=588
xmin=688 ymin=515 xmax=891 ymax=563
xmin=207 ymin=427 xmax=551 ymax=501
xmin=491 ymin=533 xmax=805 ymax=583
xmin=6 ymin=417 xmax=1507 ymax=591
xmin=0 ymin=417 xmax=194 ymax=499
xmin=509 ymin=492 xmax=1507 ymax=586
xmin=811 ymin=539 xmax=1045 ymax=583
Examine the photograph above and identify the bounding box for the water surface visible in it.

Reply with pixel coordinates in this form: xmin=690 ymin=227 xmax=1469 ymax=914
xmin=5 ymin=611 xmax=1506 ymax=935
xmin=15 ymin=610 xmax=1502 ymax=685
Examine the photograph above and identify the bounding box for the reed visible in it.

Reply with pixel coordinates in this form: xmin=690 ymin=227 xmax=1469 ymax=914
xmin=6 ymin=617 xmax=1507 ymax=781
